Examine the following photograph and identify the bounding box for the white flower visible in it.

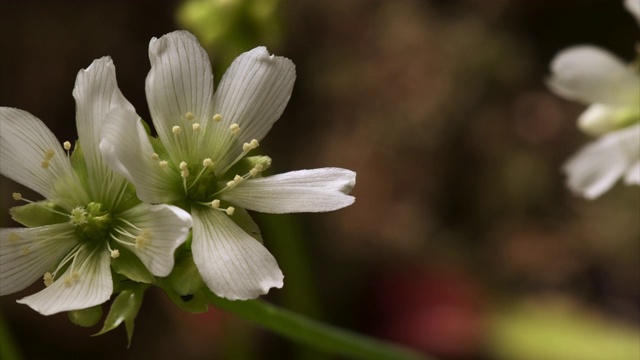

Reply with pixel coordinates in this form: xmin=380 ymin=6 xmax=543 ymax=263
xmin=0 ymin=58 xmax=192 ymax=315
xmin=100 ymin=31 xmax=356 ymax=300
xmin=547 ymin=1 xmax=640 ymax=199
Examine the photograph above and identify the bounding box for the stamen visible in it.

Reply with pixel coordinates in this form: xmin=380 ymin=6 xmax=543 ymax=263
xmin=159 ymin=160 xmax=169 ymax=169
xmin=211 ymin=199 xmax=221 ymax=208
xmin=233 ymin=174 xmax=244 ymax=184
xmin=226 ymin=207 xmax=235 ymax=216
xmin=110 ymin=249 xmax=120 ymax=259
xmin=230 ymin=123 xmax=241 ymax=135
xmin=185 ymin=112 xmax=195 ymax=121
xmin=12 ymin=192 xmax=22 ymax=201
xmin=179 ymin=161 xmax=189 ymax=178
xmin=203 ymin=158 xmax=214 ymax=167
xmin=63 ymin=141 xmax=72 ymax=151
xmin=226 ymin=180 xmax=237 ymax=189
xmin=192 ymin=123 xmax=201 ymax=132
xmin=151 ymin=153 xmax=160 ymax=161
xmin=213 ymin=114 xmax=222 ymax=122
xmin=172 ymin=125 xmax=182 ymax=135
xmin=43 ymin=272 xmax=54 ymax=286
xmin=135 ymin=229 xmax=151 ymax=250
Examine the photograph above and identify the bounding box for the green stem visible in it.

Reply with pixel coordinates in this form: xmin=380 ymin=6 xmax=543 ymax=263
xmin=205 ymin=291 xmax=433 ymax=360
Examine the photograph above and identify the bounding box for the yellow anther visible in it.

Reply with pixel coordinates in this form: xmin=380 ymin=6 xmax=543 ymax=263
xmin=213 ymin=114 xmax=222 ymax=122
xmin=64 ymin=276 xmax=74 ymax=287
xmin=41 ymin=160 xmax=50 ymax=169
xmin=192 ymin=123 xmax=201 ymax=132
xmin=226 ymin=180 xmax=237 ymax=189
xmin=226 ymin=207 xmax=235 ymax=216
xmin=63 ymin=141 xmax=72 ymax=151
xmin=12 ymin=192 xmax=22 ymax=201
xmin=8 ymin=232 xmax=21 ymax=243
xmin=21 ymin=246 xmax=31 ymax=256
xmin=243 ymin=142 xmax=252 ymax=151
xmin=185 ymin=112 xmax=195 ymax=121
xmin=230 ymin=123 xmax=240 ymax=134
xmin=151 ymin=153 xmax=160 ymax=161
xmin=211 ymin=199 xmax=221 ymax=208
xmin=250 ymin=139 xmax=259 ymax=148
xmin=135 ymin=229 xmax=151 ymax=250
xmin=110 ymin=249 xmax=120 ymax=259
xmin=71 ymin=271 xmax=80 ymax=281
xmin=203 ymin=158 xmax=214 ymax=167
xmin=179 ymin=161 xmax=188 ymax=170
xmin=172 ymin=125 xmax=182 ymax=135
xmin=233 ymin=175 xmax=244 ymax=184
xmin=43 ymin=272 xmax=54 ymax=286
xmin=181 ymin=170 xmax=189 ymax=178
xmin=45 ymin=148 xmax=55 ymax=160
xmin=159 ymin=160 xmax=169 ymax=169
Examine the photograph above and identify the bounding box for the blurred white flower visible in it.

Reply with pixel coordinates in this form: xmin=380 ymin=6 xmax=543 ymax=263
xmin=547 ymin=0 xmax=640 ymax=199
xmin=0 ymin=58 xmax=192 ymax=315
xmin=100 ymin=31 xmax=356 ymax=300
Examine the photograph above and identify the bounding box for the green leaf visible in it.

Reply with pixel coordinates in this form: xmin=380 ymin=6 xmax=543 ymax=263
xmin=68 ymin=305 xmax=103 ymax=327
xmin=10 ymin=201 xmax=67 ymax=227
xmin=110 ymin=246 xmax=155 ymax=284
xmin=94 ymin=284 xmax=147 ymax=346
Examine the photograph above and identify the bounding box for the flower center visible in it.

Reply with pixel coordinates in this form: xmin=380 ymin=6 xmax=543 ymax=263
xmin=69 ymin=202 xmax=112 ymax=243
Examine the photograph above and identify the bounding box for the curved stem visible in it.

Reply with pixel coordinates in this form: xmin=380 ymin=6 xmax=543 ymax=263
xmin=205 ymin=291 xmax=433 ymax=360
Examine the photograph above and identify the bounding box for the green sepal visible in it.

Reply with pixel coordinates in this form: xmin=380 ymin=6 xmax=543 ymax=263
xmin=230 ymin=207 xmax=263 ymax=243
xmin=94 ymin=283 xmax=148 ymax=347
xmin=68 ymin=305 xmax=103 ymax=327
xmin=110 ymin=246 xmax=155 ymax=284
xmin=69 ymin=140 xmax=88 ymax=184
xmin=157 ymin=277 xmax=210 ymax=314
xmin=166 ymin=248 xmax=204 ymax=296
xmin=9 ymin=201 xmax=67 ymax=227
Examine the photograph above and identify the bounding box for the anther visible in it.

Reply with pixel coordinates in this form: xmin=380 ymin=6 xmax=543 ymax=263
xmin=63 ymin=141 xmax=72 ymax=151
xmin=226 ymin=180 xmax=237 ymax=189
xmin=159 ymin=160 xmax=169 ymax=169
xmin=226 ymin=207 xmax=235 ymax=216
xmin=12 ymin=192 xmax=22 ymax=201
xmin=43 ymin=272 xmax=54 ymax=286
xmin=213 ymin=114 xmax=222 ymax=122
xmin=185 ymin=112 xmax=195 ymax=121
xmin=250 ymin=139 xmax=259 ymax=148
xmin=110 ymin=249 xmax=120 ymax=259
xmin=71 ymin=271 xmax=80 ymax=281
xmin=211 ymin=199 xmax=221 ymax=208
xmin=151 ymin=153 xmax=160 ymax=161
xmin=192 ymin=123 xmax=201 ymax=132
xmin=233 ymin=174 xmax=244 ymax=184
xmin=179 ymin=161 xmax=188 ymax=170
xmin=172 ymin=125 xmax=182 ymax=135
xmin=203 ymin=158 xmax=214 ymax=167
xmin=21 ymin=246 xmax=31 ymax=256
xmin=230 ymin=123 xmax=241 ymax=134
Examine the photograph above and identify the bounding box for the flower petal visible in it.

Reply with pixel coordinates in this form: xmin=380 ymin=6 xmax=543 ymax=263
xmin=0 ymin=224 xmax=77 ymax=296
xmin=101 ymin=107 xmax=184 ymax=203
xmin=210 ymin=47 xmax=295 ymax=172
xmin=625 ymin=0 xmax=640 ymax=25
xmin=113 ymin=203 xmax=192 ymax=277
xmin=624 ymin=160 xmax=640 ymax=185
xmin=220 ymin=168 xmax=356 ymax=213
xmin=0 ymin=108 xmax=89 ymax=210
xmin=577 ymin=103 xmax=640 ymax=136
xmin=563 ymin=124 xmax=640 ymax=199
xmin=191 ymin=206 xmax=283 ymax=300
xmin=547 ymin=46 xmax=640 ymax=107
xmin=17 ymin=244 xmax=112 ymax=315
xmin=146 ymin=30 xmax=214 ymax=162
xmin=73 ymin=57 xmax=134 ymax=194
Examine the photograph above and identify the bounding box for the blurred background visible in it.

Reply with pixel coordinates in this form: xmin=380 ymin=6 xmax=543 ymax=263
xmin=1 ymin=0 xmax=639 ymax=359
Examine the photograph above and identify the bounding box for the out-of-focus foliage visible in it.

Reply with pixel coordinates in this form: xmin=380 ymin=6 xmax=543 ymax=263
xmin=177 ymin=0 xmax=283 ymax=72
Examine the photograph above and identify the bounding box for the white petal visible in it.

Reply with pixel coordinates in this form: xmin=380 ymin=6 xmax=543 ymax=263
xmin=114 ymin=203 xmax=192 ymax=277
xmin=191 ymin=206 xmax=283 ymax=300
xmin=101 ymin=107 xmax=184 ymax=203
xmin=73 ymin=57 xmax=134 ymax=193
xmin=577 ymin=104 xmax=640 ymax=136
xmin=625 ymin=0 xmax=640 ymax=25
xmin=220 ymin=168 xmax=356 ymax=213
xmin=0 ymin=108 xmax=89 ymax=210
xmin=547 ymin=46 xmax=640 ymax=107
xmin=624 ymin=160 xmax=640 ymax=185
xmin=18 ymin=244 xmax=112 ymax=315
xmin=0 ymin=224 xmax=77 ymax=296
xmin=563 ymin=124 xmax=640 ymax=199
xmin=146 ymin=30 xmax=214 ymax=162
xmin=210 ymin=47 xmax=295 ymax=171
